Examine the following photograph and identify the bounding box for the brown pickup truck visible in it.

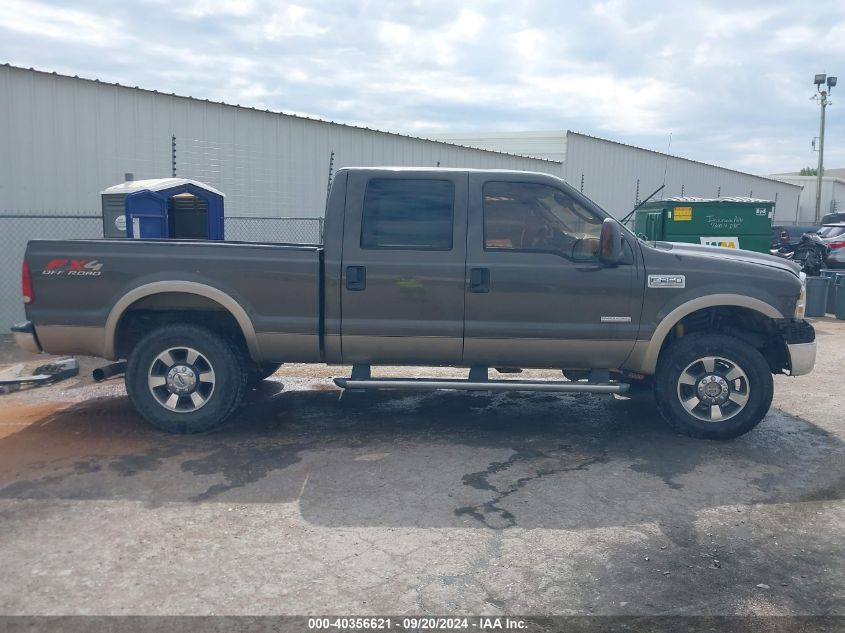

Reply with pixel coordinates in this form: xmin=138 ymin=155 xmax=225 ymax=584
xmin=12 ymin=168 xmax=815 ymax=439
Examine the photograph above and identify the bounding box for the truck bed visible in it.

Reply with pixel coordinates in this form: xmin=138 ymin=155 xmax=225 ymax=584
xmin=23 ymin=239 xmax=324 ymax=362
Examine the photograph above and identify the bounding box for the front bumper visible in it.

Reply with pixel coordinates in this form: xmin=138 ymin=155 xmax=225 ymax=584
xmin=10 ymin=321 xmax=42 ymax=355
xmin=775 ymin=319 xmax=816 ymax=376
xmin=787 ymin=342 xmax=816 ymax=376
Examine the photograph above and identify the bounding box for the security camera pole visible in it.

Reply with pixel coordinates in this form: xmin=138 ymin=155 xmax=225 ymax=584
xmin=812 ymin=73 xmax=837 ymax=224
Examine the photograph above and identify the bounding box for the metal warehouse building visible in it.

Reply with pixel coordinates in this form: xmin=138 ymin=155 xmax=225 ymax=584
xmin=0 ymin=64 xmax=561 ymax=326
xmin=0 ymin=65 xmax=805 ymax=329
xmin=768 ymin=171 xmax=845 ymax=223
xmin=433 ymin=131 xmax=803 ymax=222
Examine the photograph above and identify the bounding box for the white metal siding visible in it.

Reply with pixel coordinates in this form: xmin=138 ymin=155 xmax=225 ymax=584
xmin=431 ymin=131 xmax=569 ymax=163
xmin=433 ymin=130 xmax=802 ymax=223
xmin=766 ymin=175 xmax=845 ymax=224
xmin=562 ymin=133 xmax=802 ymax=222
xmin=0 ymin=66 xmax=563 ymax=218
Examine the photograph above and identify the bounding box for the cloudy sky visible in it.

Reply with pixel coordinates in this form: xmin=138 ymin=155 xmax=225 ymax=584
xmin=2 ymin=0 xmax=843 ymax=175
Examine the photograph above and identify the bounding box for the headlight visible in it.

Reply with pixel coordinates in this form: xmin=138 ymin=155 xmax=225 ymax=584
xmin=795 ymin=272 xmax=807 ymax=319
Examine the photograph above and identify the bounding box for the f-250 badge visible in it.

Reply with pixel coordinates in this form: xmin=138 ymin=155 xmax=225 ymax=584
xmin=42 ymin=258 xmax=103 ymax=277
xmin=648 ymin=274 xmax=685 ymax=288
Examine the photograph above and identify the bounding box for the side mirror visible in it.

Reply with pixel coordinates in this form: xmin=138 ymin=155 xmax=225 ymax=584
xmin=599 ymin=218 xmax=623 ymax=265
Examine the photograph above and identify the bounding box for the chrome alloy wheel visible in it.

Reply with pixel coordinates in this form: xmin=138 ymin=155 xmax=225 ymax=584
xmin=147 ymin=347 xmax=215 ymax=412
xmin=676 ymin=356 xmax=750 ymax=423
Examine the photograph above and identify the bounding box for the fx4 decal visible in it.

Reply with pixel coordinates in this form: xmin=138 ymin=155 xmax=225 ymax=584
xmin=42 ymin=259 xmax=104 ymax=277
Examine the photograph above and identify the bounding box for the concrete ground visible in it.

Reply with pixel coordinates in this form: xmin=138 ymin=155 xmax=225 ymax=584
xmin=0 ymin=320 xmax=843 ymax=618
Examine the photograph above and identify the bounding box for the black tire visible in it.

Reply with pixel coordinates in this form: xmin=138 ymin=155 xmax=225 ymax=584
xmin=654 ymin=333 xmax=773 ymax=440
xmin=247 ymin=362 xmax=282 ymax=386
xmin=125 ymin=324 xmax=248 ymax=434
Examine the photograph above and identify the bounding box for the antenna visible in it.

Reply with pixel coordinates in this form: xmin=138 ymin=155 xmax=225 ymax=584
xmin=661 ymin=132 xmax=672 ymax=192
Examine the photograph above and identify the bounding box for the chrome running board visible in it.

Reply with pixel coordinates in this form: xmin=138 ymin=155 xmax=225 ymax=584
xmin=333 ymin=377 xmax=629 ymax=394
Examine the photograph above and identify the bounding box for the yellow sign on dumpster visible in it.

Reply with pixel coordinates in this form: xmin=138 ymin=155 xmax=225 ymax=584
xmin=673 ymin=206 xmax=692 ymax=221
xmin=700 ymin=236 xmax=740 ymax=249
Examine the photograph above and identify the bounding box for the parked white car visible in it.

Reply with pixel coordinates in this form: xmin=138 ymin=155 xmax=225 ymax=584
xmin=819 ymin=223 xmax=845 ymax=268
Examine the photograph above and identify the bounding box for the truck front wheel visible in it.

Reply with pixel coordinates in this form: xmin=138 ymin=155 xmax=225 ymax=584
xmin=654 ymin=333 xmax=773 ymax=440
xmin=125 ymin=324 xmax=248 ymax=433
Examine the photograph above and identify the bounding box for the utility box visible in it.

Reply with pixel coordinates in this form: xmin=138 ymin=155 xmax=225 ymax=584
xmin=634 ymin=197 xmax=774 ymax=253
xmin=100 ymin=178 xmax=225 ymax=240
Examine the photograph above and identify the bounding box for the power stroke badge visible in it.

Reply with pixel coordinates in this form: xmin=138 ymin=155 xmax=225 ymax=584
xmin=648 ymin=274 xmax=685 ymax=288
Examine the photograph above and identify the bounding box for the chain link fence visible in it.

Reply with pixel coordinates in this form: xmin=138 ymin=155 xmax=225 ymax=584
xmin=1 ymin=215 xmax=104 ymax=327
xmin=224 ymin=217 xmax=323 ymax=243
xmin=0 ymin=214 xmax=323 ymax=330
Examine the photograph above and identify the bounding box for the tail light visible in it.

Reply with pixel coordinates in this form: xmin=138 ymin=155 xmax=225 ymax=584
xmin=828 ymin=240 xmax=845 ymax=250
xmin=22 ymin=259 xmax=33 ymax=304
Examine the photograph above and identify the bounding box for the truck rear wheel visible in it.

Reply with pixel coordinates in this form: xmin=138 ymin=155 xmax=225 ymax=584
xmin=125 ymin=324 xmax=248 ymax=433
xmin=654 ymin=333 xmax=773 ymax=440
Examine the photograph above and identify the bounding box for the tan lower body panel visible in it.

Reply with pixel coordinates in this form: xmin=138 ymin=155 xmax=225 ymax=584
xmin=255 ymin=332 xmax=321 ymax=363
xmin=35 ymin=325 xmax=107 ymax=359
xmin=620 ymin=341 xmax=653 ymax=374
xmin=340 ymin=335 xmax=462 ymax=366
xmin=31 ymin=324 xmax=653 ymax=374
xmin=462 ymin=338 xmax=636 ymax=370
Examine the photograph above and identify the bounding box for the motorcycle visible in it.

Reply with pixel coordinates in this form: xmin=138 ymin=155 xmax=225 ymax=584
xmin=771 ymin=232 xmax=829 ymax=276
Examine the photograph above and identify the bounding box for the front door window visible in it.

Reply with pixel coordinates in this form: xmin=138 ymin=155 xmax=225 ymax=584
xmin=483 ymin=181 xmax=603 ymax=261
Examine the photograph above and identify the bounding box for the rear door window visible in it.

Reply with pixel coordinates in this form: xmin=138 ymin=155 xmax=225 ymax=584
xmin=361 ymin=179 xmax=454 ymax=250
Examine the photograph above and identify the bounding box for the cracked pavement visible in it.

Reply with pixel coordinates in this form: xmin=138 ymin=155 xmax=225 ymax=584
xmin=0 ymin=319 xmax=843 ymax=616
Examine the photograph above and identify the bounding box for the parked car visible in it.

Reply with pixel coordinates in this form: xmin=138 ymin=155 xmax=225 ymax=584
xmin=11 ymin=168 xmax=816 ymax=440
xmin=821 ymin=212 xmax=845 ymax=225
xmin=770 ymin=224 xmax=820 ymax=249
xmin=818 ymin=223 xmax=845 ymax=268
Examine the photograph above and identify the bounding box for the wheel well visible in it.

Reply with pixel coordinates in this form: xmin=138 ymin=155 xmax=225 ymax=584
xmin=659 ymin=306 xmax=789 ymax=373
xmin=114 ymin=292 xmax=250 ymax=361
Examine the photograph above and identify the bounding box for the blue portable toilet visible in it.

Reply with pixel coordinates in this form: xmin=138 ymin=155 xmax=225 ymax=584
xmin=100 ymin=178 xmax=225 ymax=240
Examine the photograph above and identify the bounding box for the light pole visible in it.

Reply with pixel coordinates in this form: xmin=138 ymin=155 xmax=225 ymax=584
xmin=812 ymin=73 xmax=836 ymax=223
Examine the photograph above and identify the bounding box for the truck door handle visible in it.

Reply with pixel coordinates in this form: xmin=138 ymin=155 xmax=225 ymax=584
xmin=346 ymin=265 xmax=366 ymax=291
xmin=470 ymin=268 xmax=490 ymax=293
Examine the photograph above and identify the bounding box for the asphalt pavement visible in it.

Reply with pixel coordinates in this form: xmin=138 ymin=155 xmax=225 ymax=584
xmin=0 ymin=320 xmax=842 ymax=619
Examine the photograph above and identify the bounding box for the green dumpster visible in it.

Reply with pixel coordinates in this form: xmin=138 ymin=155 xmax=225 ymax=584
xmin=634 ymin=197 xmax=774 ymax=254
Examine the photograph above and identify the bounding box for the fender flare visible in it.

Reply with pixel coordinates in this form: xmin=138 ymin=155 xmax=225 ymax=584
xmin=104 ymin=281 xmax=260 ymax=361
xmin=628 ymin=294 xmax=784 ymax=375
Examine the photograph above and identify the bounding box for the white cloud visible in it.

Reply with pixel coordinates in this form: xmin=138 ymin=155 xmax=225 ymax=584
xmin=446 ymin=9 xmax=485 ymax=40
xmin=1 ymin=0 xmax=121 ymax=47
xmin=0 ymin=0 xmax=843 ymax=174
xmin=173 ymin=0 xmax=257 ymax=18
xmin=263 ymin=4 xmax=328 ymax=40
xmin=511 ymin=28 xmax=547 ymax=60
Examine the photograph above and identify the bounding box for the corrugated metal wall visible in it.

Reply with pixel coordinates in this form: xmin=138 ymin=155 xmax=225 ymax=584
xmin=431 ymin=131 xmax=569 ymax=163
xmin=0 ymin=65 xmax=564 ymax=330
xmin=563 ymin=133 xmax=802 ymax=222
xmin=433 ymin=130 xmax=802 ymax=223
xmin=767 ymin=176 xmax=845 ymax=223
xmin=0 ymin=65 xmax=563 ymax=218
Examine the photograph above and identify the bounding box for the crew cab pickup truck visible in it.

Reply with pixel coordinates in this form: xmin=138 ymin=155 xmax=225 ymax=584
xmin=12 ymin=168 xmax=816 ymax=439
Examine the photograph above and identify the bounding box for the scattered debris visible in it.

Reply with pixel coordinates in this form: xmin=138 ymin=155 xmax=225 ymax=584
xmin=0 ymin=358 xmax=79 ymax=394
xmin=756 ymin=583 xmax=770 ymax=590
